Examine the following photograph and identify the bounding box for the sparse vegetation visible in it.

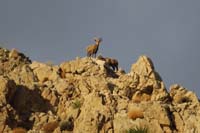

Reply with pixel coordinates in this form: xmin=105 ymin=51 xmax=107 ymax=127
xmin=126 ymin=126 xmax=148 ymax=133
xmin=128 ymin=108 xmax=144 ymax=120
xmin=72 ymin=99 xmax=82 ymax=109
xmin=60 ymin=117 xmax=74 ymax=131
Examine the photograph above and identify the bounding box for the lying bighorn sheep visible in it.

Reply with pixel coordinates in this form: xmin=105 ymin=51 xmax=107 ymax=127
xmin=97 ymin=55 xmax=119 ymax=71
xmin=86 ymin=37 xmax=102 ymax=57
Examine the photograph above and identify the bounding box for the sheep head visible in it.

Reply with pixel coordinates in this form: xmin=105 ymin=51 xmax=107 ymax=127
xmin=94 ymin=37 xmax=102 ymax=44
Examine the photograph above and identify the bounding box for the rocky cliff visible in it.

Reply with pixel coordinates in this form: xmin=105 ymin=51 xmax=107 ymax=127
xmin=0 ymin=47 xmax=200 ymax=133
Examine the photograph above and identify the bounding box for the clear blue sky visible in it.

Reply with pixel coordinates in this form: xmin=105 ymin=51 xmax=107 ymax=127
xmin=1 ymin=0 xmax=200 ymax=96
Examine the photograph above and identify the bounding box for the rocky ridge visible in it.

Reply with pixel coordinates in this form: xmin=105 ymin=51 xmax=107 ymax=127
xmin=0 ymin=47 xmax=200 ymax=133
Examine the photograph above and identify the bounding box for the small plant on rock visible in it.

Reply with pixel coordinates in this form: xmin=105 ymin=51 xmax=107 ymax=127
xmin=126 ymin=126 xmax=148 ymax=133
xmin=60 ymin=117 xmax=74 ymax=131
xmin=72 ymin=99 xmax=82 ymax=109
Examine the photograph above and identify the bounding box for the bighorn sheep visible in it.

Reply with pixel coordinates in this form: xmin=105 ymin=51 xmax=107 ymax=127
xmin=86 ymin=37 xmax=102 ymax=57
xmin=97 ymin=55 xmax=119 ymax=71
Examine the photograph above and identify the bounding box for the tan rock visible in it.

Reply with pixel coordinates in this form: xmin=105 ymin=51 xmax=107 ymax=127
xmin=30 ymin=61 xmax=60 ymax=82
xmin=1 ymin=48 xmax=200 ymax=133
xmin=0 ymin=76 xmax=16 ymax=105
xmin=74 ymin=91 xmax=112 ymax=133
xmin=173 ymin=112 xmax=184 ymax=132
xmin=130 ymin=55 xmax=155 ymax=76
xmin=0 ymin=48 xmax=31 ymax=76
xmin=170 ymin=84 xmax=199 ymax=104
xmin=130 ymin=55 xmax=170 ymax=102
xmin=41 ymin=88 xmax=59 ymax=106
xmin=0 ymin=107 xmax=8 ymax=132
xmin=60 ymin=57 xmax=111 ymax=77
xmin=132 ymin=91 xmax=151 ymax=103
xmin=169 ymin=84 xmax=200 ymax=132
xmin=54 ymin=79 xmax=69 ymax=94
xmin=9 ymin=48 xmax=19 ymax=59
xmin=8 ymin=65 xmax=37 ymax=89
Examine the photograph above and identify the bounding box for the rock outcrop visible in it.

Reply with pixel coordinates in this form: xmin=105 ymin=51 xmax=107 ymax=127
xmin=0 ymin=47 xmax=200 ymax=133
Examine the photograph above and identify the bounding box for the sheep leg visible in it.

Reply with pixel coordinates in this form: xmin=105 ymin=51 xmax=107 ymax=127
xmin=115 ymin=66 xmax=118 ymax=71
xmin=111 ymin=65 xmax=115 ymax=71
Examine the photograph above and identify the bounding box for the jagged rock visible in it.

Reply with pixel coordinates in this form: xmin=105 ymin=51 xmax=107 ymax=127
xmin=169 ymin=84 xmax=200 ymax=132
xmin=8 ymin=65 xmax=37 ymax=89
xmin=0 ymin=48 xmax=31 ymax=75
xmin=0 ymin=48 xmax=200 ymax=132
xmin=60 ymin=57 xmax=100 ymax=75
xmin=9 ymin=49 xmax=19 ymax=59
xmin=0 ymin=76 xmax=16 ymax=106
xmin=114 ymin=102 xmax=174 ymax=133
xmin=129 ymin=55 xmax=170 ymax=102
xmin=74 ymin=91 xmax=113 ymax=133
xmin=0 ymin=106 xmax=10 ymax=132
xmin=30 ymin=61 xmax=60 ymax=83
xmin=170 ymin=84 xmax=199 ymax=105
xmin=0 ymin=104 xmax=19 ymax=132
xmin=29 ymin=111 xmax=59 ymax=131
xmin=60 ymin=57 xmax=117 ymax=78
xmin=54 ymin=79 xmax=72 ymax=95
xmin=41 ymin=88 xmax=59 ymax=106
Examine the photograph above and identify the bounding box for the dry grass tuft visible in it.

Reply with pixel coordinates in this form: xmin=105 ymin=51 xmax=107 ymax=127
xmin=128 ymin=108 xmax=144 ymax=120
xmin=12 ymin=127 xmax=27 ymax=133
xmin=42 ymin=121 xmax=59 ymax=133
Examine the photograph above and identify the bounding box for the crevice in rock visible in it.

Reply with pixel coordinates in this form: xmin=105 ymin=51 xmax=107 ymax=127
xmin=165 ymin=106 xmax=177 ymax=131
xmin=8 ymin=85 xmax=54 ymax=130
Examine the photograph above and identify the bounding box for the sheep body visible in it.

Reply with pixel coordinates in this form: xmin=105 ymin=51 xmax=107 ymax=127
xmin=86 ymin=37 xmax=102 ymax=57
xmin=97 ymin=55 xmax=118 ymax=71
xmin=105 ymin=58 xmax=118 ymax=71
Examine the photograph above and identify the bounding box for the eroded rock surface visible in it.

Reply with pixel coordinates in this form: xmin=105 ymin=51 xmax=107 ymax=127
xmin=0 ymin=48 xmax=199 ymax=133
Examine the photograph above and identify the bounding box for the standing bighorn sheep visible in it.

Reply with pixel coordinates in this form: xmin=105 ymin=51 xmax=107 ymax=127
xmin=97 ymin=55 xmax=119 ymax=71
xmin=86 ymin=37 xmax=102 ymax=57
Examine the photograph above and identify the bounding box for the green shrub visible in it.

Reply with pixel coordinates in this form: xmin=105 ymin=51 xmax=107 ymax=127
xmin=72 ymin=99 xmax=82 ymax=109
xmin=126 ymin=126 xmax=148 ymax=133
xmin=60 ymin=117 xmax=74 ymax=131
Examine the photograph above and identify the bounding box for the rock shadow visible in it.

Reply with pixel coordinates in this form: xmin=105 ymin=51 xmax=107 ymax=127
xmin=105 ymin=68 xmax=119 ymax=78
xmin=8 ymin=85 xmax=54 ymax=130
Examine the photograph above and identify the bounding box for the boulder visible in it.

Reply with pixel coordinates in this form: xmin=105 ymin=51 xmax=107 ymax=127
xmin=129 ymin=55 xmax=170 ymax=102
xmin=170 ymin=84 xmax=199 ymax=105
xmin=30 ymin=61 xmax=60 ymax=82
xmin=8 ymin=65 xmax=37 ymax=89
xmin=169 ymin=84 xmax=200 ymax=132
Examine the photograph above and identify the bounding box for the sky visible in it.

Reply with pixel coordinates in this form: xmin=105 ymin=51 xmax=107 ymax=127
xmin=0 ymin=0 xmax=200 ymax=96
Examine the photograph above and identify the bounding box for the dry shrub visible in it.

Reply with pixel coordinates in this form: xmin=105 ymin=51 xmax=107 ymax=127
xmin=42 ymin=121 xmax=59 ymax=133
xmin=132 ymin=95 xmax=142 ymax=103
xmin=12 ymin=127 xmax=27 ymax=133
xmin=128 ymin=108 xmax=144 ymax=120
xmin=132 ymin=93 xmax=151 ymax=103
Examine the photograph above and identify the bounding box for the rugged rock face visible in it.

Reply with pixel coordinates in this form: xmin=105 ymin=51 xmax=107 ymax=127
xmin=0 ymin=48 xmax=200 ymax=133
